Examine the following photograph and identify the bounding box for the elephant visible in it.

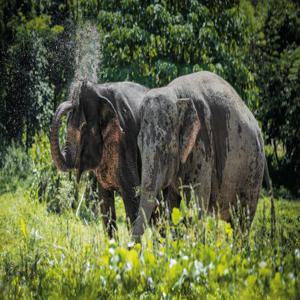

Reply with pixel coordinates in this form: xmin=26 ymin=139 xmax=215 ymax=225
xmin=132 ymin=71 xmax=269 ymax=238
xmin=50 ymin=80 xmax=148 ymax=237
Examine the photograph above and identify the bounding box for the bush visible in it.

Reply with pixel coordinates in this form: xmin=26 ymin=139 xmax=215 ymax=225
xmin=0 ymin=142 xmax=32 ymax=194
xmin=98 ymin=0 xmax=257 ymax=106
xmin=0 ymin=13 xmax=76 ymax=146
xmin=1 ymin=0 xmax=299 ymax=194
xmin=249 ymin=0 xmax=300 ymax=195
xmin=29 ymin=132 xmax=98 ymax=221
xmin=0 ymin=190 xmax=299 ymax=299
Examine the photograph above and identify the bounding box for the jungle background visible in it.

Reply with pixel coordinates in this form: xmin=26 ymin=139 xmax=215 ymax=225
xmin=0 ymin=0 xmax=299 ymax=299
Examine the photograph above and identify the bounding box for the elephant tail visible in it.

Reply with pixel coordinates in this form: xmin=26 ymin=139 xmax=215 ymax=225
xmin=263 ymin=156 xmax=276 ymax=242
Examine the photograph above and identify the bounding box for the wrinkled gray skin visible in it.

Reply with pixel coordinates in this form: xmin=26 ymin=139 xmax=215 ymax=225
xmin=133 ymin=71 xmax=266 ymax=238
xmin=50 ymin=81 xmax=148 ymax=237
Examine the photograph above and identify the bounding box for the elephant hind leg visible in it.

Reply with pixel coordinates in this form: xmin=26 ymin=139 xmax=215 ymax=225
xmin=150 ymin=187 xmax=182 ymax=226
xmin=215 ymin=187 xmax=254 ymax=232
xmin=228 ymin=194 xmax=255 ymax=234
xmin=166 ymin=186 xmax=182 ymax=215
xmin=148 ymin=190 xmax=167 ymax=227
xmin=229 ymin=174 xmax=263 ymax=234
xmin=237 ymin=153 xmax=264 ymax=231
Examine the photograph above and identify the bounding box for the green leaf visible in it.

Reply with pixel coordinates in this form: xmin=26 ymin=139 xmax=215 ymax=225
xmin=20 ymin=218 xmax=27 ymax=239
xmin=172 ymin=207 xmax=182 ymax=226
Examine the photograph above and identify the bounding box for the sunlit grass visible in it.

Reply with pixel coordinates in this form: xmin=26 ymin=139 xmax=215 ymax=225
xmin=0 ymin=188 xmax=299 ymax=299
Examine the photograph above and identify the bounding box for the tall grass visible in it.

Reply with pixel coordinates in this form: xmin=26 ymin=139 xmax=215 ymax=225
xmin=0 ymin=188 xmax=299 ymax=299
xmin=0 ymin=135 xmax=299 ymax=299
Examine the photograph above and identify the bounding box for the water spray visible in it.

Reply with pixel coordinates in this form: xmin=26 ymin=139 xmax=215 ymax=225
xmin=68 ymin=22 xmax=101 ymax=104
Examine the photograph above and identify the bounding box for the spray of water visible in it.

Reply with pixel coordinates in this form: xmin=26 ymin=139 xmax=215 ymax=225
xmin=68 ymin=22 xmax=101 ymax=104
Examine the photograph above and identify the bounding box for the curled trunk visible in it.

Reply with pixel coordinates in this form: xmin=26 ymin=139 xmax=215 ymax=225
xmin=50 ymin=101 xmax=74 ymax=171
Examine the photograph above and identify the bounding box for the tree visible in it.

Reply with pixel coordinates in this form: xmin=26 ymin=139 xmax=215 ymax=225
xmin=98 ymin=0 xmax=257 ymax=106
xmin=252 ymin=0 xmax=300 ymax=194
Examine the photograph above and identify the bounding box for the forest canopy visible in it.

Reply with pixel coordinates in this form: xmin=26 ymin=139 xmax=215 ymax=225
xmin=0 ymin=0 xmax=299 ymax=194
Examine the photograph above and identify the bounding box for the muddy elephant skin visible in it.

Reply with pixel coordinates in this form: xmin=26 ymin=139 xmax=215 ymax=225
xmin=50 ymin=80 xmax=148 ymax=236
xmin=133 ymin=71 xmax=266 ymax=238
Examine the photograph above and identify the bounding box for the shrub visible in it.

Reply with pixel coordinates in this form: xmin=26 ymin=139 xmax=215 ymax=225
xmin=98 ymin=0 xmax=257 ymax=107
xmin=29 ymin=132 xmax=98 ymax=221
xmin=249 ymin=0 xmax=300 ymax=195
xmin=0 ymin=142 xmax=32 ymax=194
xmin=0 ymin=191 xmax=299 ymax=299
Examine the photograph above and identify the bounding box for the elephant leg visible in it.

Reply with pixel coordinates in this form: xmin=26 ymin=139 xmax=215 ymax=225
xmin=119 ymin=185 xmax=140 ymax=228
xmin=224 ymin=147 xmax=265 ymax=233
xmin=166 ymin=187 xmax=183 ymax=238
xmin=149 ymin=191 xmax=166 ymax=227
xmin=131 ymin=154 xmax=165 ymax=239
xmin=132 ymin=191 xmax=158 ymax=240
xmin=194 ymin=159 xmax=212 ymax=215
xmin=180 ymin=137 xmax=213 ymax=216
xmin=166 ymin=186 xmax=181 ymax=216
xmin=84 ymin=173 xmax=99 ymax=215
xmin=182 ymin=166 xmax=212 ymax=219
xmin=117 ymin=141 xmax=140 ymax=228
xmin=98 ymin=186 xmax=117 ymax=238
xmin=235 ymin=190 xmax=257 ymax=233
xmin=149 ymin=188 xmax=180 ymax=229
xmin=236 ymin=164 xmax=264 ymax=232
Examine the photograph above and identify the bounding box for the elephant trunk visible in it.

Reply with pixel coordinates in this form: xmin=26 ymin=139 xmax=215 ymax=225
xmin=50 ymin=101 xmax=74 ymax=171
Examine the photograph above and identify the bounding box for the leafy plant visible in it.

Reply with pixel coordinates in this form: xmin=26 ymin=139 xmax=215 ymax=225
xmin=0 ymin=190 xmax=299 ymax=299
xmin=0 ymin=143 xmax=32 ymax=194
xmin=98 ymin=0 xmax=257 ymax=107
xmin=248 ymin=0 xmax=300 ymax=195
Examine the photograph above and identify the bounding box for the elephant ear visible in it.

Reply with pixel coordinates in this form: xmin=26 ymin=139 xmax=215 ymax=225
xmin=96 ymin=94 xmax=124 ymax=143
xmin=81 ymin=80 xmax=123 ymax=131
xmin=81 ymin=81 xmax=124 ymax=135
xmin=176 ymin=98 xmax=201 ymax=164
xmin=77 ymin=86 xmax=124 ymax=182
xmin=98 ymin=95 xmax=118 ymax=125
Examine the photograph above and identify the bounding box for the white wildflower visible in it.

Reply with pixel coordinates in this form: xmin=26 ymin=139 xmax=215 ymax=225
xmin=170 ymin=258 xmax=177 ymax=268
xmin=125 ymin=262 xmax=132 ymax=271
xmin=259 ymin=261 xmax=267 ymax=268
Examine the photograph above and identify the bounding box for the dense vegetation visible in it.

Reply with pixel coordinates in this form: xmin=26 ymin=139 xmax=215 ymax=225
xmin=0 ymin=1 xmax=299 ymax=298
xmin=1 ymin=187 xmax=300 ymax=299
xmin=251 ymin=1 xmax=300 ymax=193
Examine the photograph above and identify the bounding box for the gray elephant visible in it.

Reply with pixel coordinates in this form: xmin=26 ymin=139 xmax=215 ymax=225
xmin=133 ymin=71 xmax=268 ymax=238
xmin=50 ymin=80 xmax=148 ymax=236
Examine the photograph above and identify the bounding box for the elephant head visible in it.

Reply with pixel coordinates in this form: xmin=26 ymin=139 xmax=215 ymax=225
xmin=50 ymin=80 xmax=123 ymax=183
xmin=133 ymin=89 xmax=200 ymax=237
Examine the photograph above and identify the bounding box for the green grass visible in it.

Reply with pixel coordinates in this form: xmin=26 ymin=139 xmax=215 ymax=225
xmin=0 ymin=189 xmax=299 ymax=299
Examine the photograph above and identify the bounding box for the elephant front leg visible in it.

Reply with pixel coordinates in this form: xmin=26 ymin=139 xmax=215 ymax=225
xmin=84 ymin=173 xmax=99 ymax=213
xmin=166 ymin=186 xmax=181 ymax=217
xmin=132 ymin=191 xmax=158 ymax=240
xmin=98 ymin=187 xmax=117 ymax=238
xmin=119 ymin=185 xmax=140 ymax=227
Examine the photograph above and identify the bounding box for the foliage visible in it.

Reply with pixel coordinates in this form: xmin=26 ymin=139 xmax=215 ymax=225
xmin=250 ymin=0 xmax=300 ymax=194
xmin=29 ymin=132 xmax=99 ymax=221
xmin=28 ymin=132 xmax=73 ymax=212
xmin=0 ymin=1 xmax=299 ymax=298
xmin=0 ymin=10 xmax=76 ymax=145
xmin=0 ymin=190 xmax=299 ymax=299
xmin=98 ymin=0 xmax=257 ymax=106
xmin=0 ymin=0 xmax=299 ymax=193
xmin=0 ymin=143 xmax=32 ymax=194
